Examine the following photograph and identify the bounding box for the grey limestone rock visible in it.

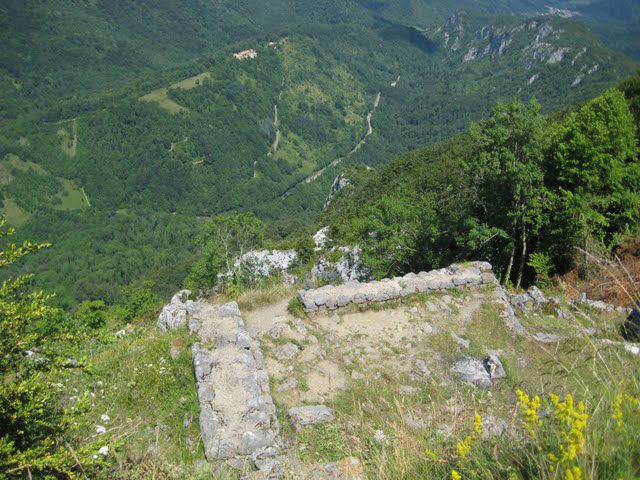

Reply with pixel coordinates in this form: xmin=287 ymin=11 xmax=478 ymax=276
xmin=451 ymin=332 xmax=470 ymax=349
xmin=453 ymin=354 xmax=506 ymax=388
xmin=452 ymin=358 xmax=493 ymax=388
xmin=157 ymin=290 xmax=193 ymax=332
xmin=411 ymin=358 xmax=431 ymax=382
xmin=267 ymin=322 xmax=291 ymax=340
xmin=272 ymin=342 xmax=300 ymax=361
xmin=373 ymin=430 xmax=387 ymax=444
xmin=483 ymin=355 xmax=506 ymax=379
xmin=288 ymin=405 xmax=335 ymax=431
xmin=481 ymin=415 xmax=509 ymax=439
xmin=306 ymin=457 xmax=365 ymax=480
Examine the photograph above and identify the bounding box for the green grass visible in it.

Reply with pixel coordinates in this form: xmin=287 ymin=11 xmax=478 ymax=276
xmin=52 ymin=327 xmax=211 ymax=479
xmin=287 ymin=297 xmax=305 ymax=318
xmin=140 ymin=72 xmax=211 ymax=113
xmin=55 ymin=178 xmax=89 ymax=210
xmin=0 ymin=198 xmax=30 ymax=226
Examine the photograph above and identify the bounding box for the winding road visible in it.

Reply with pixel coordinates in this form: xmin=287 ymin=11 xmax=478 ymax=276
xmin=303 ymin=91 xmax=381 ymax=184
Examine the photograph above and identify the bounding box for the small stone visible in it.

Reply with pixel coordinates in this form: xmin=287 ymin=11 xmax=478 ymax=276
xmin=534 ymin=332 xmax=562 ymax=343
xmin=272 ymin=343 xmax=300 ymax=361
xmin=483 ymin=355 xmax=506 ymax=379
xmin=183 ymin=414 xmax=192 ymax=429
xmin=268 ymin=322 xmax=291 ymax=340
xmin=399 ymin=385 xmax=418 ymax=395
xmin=169 ymin=345 xmax=181 ymax=360
xmin=288 ymin=405 xmax=335 ymax=430
xmin=511 ymin=293 xmax=532 ymax=308
xmin=351 ymin=371 xmax=364 ymax=380
xmin=373 ymin=430 xmax=387 ymax=444
xmin=528 ymin=286 xmax=547 ymax=305
xmin=625 ymin=344 xmax=640 ymax=355
xmin=480 ymin=415 xmax=509 ymax=439
xmin=411 ymin=359 xmax=431 ymax=382
xmin=277 ymin=377 xmax=299 ymax=392
xmin=403 ymin=412 xmax=426 ymax=429
xmin=451 ymin=332 xmax=470 ymax=349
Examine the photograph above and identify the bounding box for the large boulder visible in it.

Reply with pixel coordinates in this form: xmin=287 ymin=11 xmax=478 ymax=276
xmin=157 ymin=290 xmax=193 ymax=332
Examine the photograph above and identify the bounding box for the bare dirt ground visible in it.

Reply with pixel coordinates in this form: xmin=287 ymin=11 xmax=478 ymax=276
xmin=245 ymin=290 xmax=488 ymax=408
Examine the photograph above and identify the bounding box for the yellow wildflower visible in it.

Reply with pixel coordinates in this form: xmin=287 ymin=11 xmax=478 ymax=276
xmin=456 ymin=413 xmax=482 ymax=460
xmin=451 ymin=470 xmax=462 ymax=480
xmin=613 ymin=394 xmax=624 ymax=430
xmin=424 ymin=448 xmax=437 ymax=460
xmin=516 ymin=389 xmax=541 ymax=437
xmin=549 ymin=393 xmax=588 ymax=466
xmin=473 ymin=413 xmax=483 ymax=436
xmin=456 ymin=436 xmax=473 ymax=460
xmin=565 ymin=466 xmax=582 ymax=480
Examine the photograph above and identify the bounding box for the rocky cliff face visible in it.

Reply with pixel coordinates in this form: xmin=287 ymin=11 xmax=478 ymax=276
xmin=434 ymin=12 xmax=622 ymax=89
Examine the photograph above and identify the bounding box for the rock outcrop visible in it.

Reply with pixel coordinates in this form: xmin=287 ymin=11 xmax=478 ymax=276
xmin=311 ymin=245 xmax=365 ymax=284
xmin=189 ymin=302 xmax=281 ymax=471
xmin=298 ymin=262 xmax=496 ymax=313
xmin=237 ymin=250 xmax=297 ymax=279
xmin=157 ymin=290 xmax=194 ymax=332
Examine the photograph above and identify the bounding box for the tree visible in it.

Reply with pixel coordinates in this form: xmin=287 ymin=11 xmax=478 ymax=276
xmin=75 ymin=300 xmax=107 ymax=329
xmin=546 ymin=89 xmax=639 ymax=267
xmin=185 ymin=213 xmax=265 ymax=292
xmin=470 ymin=99 xmax=547 ymax=287
xmin=344 ymin=192 xmax=437 ymax=279
xmin=0 ymin=216 xmax=106 ymax=478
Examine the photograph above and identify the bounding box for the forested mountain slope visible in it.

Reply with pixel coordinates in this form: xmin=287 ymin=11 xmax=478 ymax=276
xmin=1 ymin=1 xmax=637 ymax=307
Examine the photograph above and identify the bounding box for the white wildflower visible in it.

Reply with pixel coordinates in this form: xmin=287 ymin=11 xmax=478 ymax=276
xmin=101 ymin=414 xmax=110 ymax=422
xmin=95 ymin=425 xmax=107 ymax=435
xmin=98 ymin=446 xmax=109 ymax=456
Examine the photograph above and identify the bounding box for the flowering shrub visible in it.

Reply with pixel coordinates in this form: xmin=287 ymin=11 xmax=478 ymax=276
xmin=439 ymin=388 xmax=640 ymax=479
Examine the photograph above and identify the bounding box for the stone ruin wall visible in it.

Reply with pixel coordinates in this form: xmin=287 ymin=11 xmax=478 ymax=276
xmin=297 ymin=261 xmax=496 ymax=313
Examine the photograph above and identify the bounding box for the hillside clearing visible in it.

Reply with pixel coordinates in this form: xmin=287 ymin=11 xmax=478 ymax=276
xmin=140 ymin=72 xmax=211 ymax=113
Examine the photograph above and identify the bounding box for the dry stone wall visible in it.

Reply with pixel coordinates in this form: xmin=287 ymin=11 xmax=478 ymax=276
xmin=297 ymin=262 xmax=496 ymax=313
xmin=187 ymin=302 xmax=281 ymax=472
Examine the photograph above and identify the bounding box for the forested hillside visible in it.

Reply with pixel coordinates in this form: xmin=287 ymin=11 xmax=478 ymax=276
xmin=321 ymin=76 xmax=640 ymax=289
xmin=1 ymin=1 xmax=638 ymax=307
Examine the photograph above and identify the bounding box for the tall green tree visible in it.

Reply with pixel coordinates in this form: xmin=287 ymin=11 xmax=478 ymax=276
xmin=470 ymin=99 xmax=547 ymax=287
xmin=185 ymin=213 xmax=265 ymax=293
xmin=546 ymin=88 xmax=639 ymax=266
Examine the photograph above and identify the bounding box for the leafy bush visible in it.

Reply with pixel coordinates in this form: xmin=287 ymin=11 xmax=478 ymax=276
xmin=0 ymin=216 xmax=107 ymax=478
